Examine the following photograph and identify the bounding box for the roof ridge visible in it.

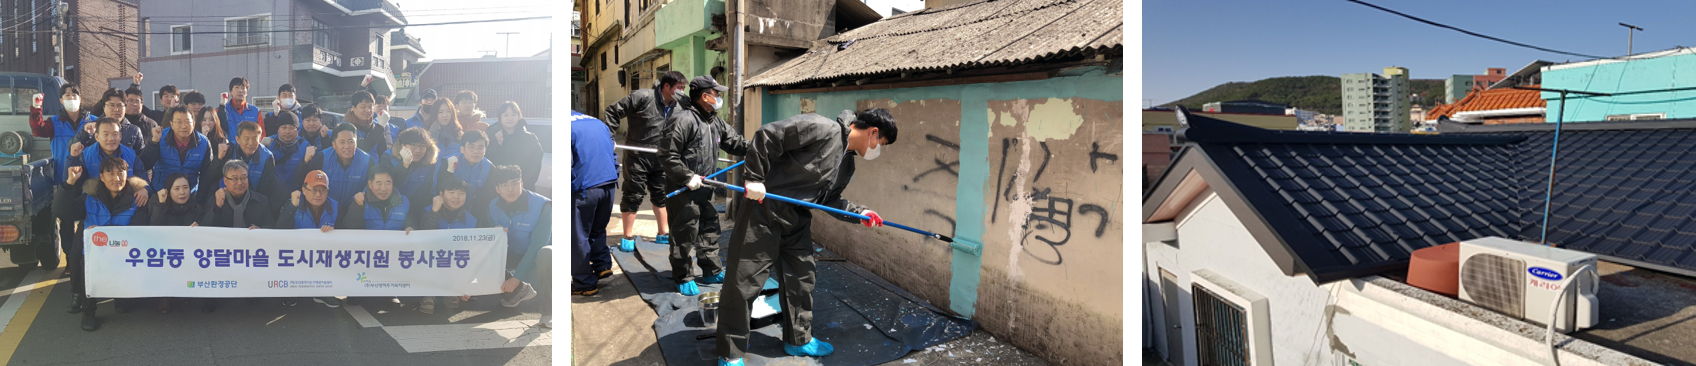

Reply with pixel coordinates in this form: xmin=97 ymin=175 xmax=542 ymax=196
xmin=835 ymin=0 xmax=1079 ymax=44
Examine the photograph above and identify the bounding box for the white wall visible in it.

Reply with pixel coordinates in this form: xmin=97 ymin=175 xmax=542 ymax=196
xmin=1146 ymin=191 xmax=1656 ymax=366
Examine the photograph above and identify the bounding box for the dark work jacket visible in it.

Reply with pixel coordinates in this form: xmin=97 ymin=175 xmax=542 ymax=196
xmin=745 ymin=110 xmax=866 ymax=223
xmin=602 ymin=87 xmax=685 ymax=147
xmin=487 ymin=120 xmax=544 ymax=189
xmin=199 ymin=190 xmax=275 ymax=229
xmin=659 ymin=102 xmax=749 ymax=191
xmin=146 ymin=194 xmax=205 ymax=227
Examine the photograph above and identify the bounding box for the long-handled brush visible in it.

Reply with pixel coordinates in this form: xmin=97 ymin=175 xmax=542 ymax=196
xmin=700 ymin=178 xmax=984 ymax=256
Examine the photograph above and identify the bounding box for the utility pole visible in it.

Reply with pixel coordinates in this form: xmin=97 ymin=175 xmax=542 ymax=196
xmin=727 ymin=0 xmax=746 ymax=216
xmin=54 ymin=0 xmax=68 ymax=79
xmin=1620 ymin=22 xmax=1643 ymax=56
xmin=497 ymin=32 xmax=519 ymax=57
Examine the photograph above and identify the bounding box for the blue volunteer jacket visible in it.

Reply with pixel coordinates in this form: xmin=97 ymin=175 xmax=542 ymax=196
xmin=81 ymin=144 xmax=142 ymax=181
xmin=289 ymin=198 xmax=340 ymax=229
xmin=489 ymin=191 xmax=549 ymax=255
xmin=152 ymin=129 xmax=211 ymax=193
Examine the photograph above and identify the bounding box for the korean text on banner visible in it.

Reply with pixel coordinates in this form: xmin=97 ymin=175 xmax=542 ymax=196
xmin=82 ymin=227 xmax=508 ymax=298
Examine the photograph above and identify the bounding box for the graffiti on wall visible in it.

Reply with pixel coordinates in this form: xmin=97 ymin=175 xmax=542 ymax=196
xmin=991 ymin=136 xmax=1118 ymax=265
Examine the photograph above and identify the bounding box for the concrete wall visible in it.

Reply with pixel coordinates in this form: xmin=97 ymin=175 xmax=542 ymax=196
xmin=1542 ymin=52 xmax=1696 ymax=122
xmin=137 ymin=0 xmax=294 ymax=104
xmin=761 ymin=67 xmax=1123 ymax=365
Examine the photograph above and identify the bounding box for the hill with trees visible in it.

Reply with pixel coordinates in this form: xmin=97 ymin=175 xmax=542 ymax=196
xmin=1162 ymin=76 xmax=1446 ymax=115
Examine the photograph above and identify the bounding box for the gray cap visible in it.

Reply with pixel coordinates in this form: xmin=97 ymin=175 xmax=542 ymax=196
xmin=689 ymin=76 xmax=727 ymax=92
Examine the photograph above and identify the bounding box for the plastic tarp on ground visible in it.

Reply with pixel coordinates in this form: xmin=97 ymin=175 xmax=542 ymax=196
xmin=609 ymin=232 xmax=975 ymax=366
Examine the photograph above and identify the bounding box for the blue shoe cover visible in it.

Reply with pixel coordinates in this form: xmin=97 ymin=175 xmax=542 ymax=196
xmin=680 ymin=281 xmax=701 ymax=296
xmin=656 ymin=234 xmax=671 ymax=244
xmin=784 ymin=338 xmax=834 ymax=357
xmin=701 ymin=272 xmax=725 ymax=284
xmin=620 ymin=237 xmax=636 ymax=252
xmin=719 ymin=358 xmax=744 ymax=366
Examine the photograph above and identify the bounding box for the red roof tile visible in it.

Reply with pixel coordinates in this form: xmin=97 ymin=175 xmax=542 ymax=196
xmin=1453 ymin=85 xmax=1545 ymax=113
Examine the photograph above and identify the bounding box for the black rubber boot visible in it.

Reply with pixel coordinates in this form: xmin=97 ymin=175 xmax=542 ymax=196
xmin=79 ymin=311 xmax=98 ymax=332
xmin=65 ymin=295 xmax=85 ymax=314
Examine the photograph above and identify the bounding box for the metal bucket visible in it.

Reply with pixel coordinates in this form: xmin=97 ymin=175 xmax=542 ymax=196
xmin=699 ymin=291 xmax=720 ymax=328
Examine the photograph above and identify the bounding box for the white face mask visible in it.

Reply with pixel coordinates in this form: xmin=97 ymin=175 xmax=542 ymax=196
xmin=862 ymin=141 xmax=882 ymax=161
xmin=710 ymin=94 xmax=724 ymax=111
xmin=62 ymin=98 xmax=80 ymax=112
xmin=278 ymin=98 xmax=296 ymax=109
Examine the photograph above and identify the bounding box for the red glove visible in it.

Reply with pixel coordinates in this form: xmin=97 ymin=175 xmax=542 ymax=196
xmin=861 ymin=210 xmax=883 ymax=228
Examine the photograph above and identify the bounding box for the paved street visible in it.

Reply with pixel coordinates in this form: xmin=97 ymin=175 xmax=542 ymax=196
xmin=0 ymin=247 xmax=552 ymax=365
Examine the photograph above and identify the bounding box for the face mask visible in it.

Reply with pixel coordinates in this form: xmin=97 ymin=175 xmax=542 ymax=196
xmin=862 ymin=141 xmax=882 ymax=161
xmin=62 ymin=99 xmax=80 ymax=112
xmin=710 ymin=94 xmax=724 ymax=111
xmin=278 ymin=98 xmax=296 ymax=109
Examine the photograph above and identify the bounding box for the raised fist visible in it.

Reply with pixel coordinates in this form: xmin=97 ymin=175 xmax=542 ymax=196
xmin=432 ymin=196 xmax=443 ymax=212
xmin=69 ymin=142 xmax=83 ymax=157
xmin=304 ymin=146 xmax=317 ymax=163
xmin=157 ymin=188 xmax=168 ymax=203
xmin=215 ymin=188 xmax=227 ymax=208
xmin=65 ymin=166 xmax=83 ymax=184
xmin=151 ymin=126 xmax=163 ymax=143
xmin=218 ymin=143 xmax=230 ymax=158
xmin=133 ymin=73 xmax=143 ymax=85
xmin=354 ymin=192 xmax=365 ymax=206
xmin=291 ymin=190 xmax=301 ymax=206
xmin=32 ymin=93 xmax=42 ymax=109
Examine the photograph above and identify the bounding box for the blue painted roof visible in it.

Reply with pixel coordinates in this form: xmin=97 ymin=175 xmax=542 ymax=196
xmin=1147 ymin=109 xmax=1696 ymax=283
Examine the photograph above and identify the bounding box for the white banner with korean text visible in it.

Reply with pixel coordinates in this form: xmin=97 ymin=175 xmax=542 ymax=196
xmin=83 ymin=226 xmax=507 ymax=298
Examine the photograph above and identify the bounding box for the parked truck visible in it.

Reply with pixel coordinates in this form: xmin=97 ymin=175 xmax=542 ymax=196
xmin=0 ymin=73 xmax=70 ymax=269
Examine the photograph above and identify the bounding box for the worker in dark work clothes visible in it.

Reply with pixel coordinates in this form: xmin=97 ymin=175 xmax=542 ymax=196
xmin=603 ymin=71 xmax=688 ymax=251
xmin=659 ymin=76 xmax=750 ymax=296
xmin=715 ymin=108 xmax=898 ymax=365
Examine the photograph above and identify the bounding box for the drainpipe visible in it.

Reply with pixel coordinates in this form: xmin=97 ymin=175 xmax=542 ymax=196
xmin=727 ymin=0 xmax=746 ymax=214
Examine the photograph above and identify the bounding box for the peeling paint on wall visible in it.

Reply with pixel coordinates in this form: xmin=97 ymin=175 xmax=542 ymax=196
xmin=1005 ymin=134 xmax=1035 ymax=284
xmin=762 ymin=68 xmax=1123 ymax=366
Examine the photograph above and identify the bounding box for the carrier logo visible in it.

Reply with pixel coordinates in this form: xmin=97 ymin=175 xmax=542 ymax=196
xmin=1528 ymin=266 xmax=1564 ymax=281
xmin=92 ymin=232 xmax=108 ymax=247
xmin=356 ymin=272 xmax=368 ymax=283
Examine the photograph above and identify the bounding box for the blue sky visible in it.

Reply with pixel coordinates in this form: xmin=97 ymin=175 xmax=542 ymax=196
xmin=1143 ymin=0 xmax=1696 ymax=107
xmin=398 ymin=0 xmax=550 ymax=60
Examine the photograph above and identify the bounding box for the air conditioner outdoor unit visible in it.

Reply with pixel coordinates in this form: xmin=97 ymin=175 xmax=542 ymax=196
xmin=1457 ymin=236 xmax=1599 ymax=333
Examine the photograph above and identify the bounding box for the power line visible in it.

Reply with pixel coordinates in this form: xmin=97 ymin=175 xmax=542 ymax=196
xmin=1343 ymin=0 xmax=1607 ymax=60
xmin=6 ymin=15 xmax=549 ymax=36
xmin=85 ymin=8 xmax=552 ymax=22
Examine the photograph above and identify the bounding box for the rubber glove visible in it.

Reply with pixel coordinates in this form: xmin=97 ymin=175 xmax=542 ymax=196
xmin=745 ymin=181 xmax=766 ymax=202
xmin=861 ymin=210 xmax=883 ymax=228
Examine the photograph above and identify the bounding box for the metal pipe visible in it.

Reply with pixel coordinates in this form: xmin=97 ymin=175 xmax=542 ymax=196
xmin=615 ymin=144 xmax=734 ymax=163
xmin=666 ymin=161 xmax=743 ymax=198
xmin=700 ymin=178 xmax=985 ymax=256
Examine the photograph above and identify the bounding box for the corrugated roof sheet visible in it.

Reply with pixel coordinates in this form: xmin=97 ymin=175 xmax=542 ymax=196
xmin=746 ymin=0 xmax=1122 ymax=88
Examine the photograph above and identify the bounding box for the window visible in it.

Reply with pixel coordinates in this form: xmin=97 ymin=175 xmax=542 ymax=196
xmin=0 ymin=88 xmax=13 ymax=114
xmin=1605 ymin=113 xmax=1665 ymax=121
xmin=1155 ymin=126 xmax=1174 ymax=133
xmin=312 ymin=19 xmax=337 ymax=50
xmin=12 ymin=87 xmax=35 ymax=114
xmin=171 ymin=25 xmax=191 ymax=54
xmin=600 ymin=52 xmax=607 ymax=71
xmin=1194 ymin=284 xmax=1248 ymax=366
xmin=225 ymin=15 xmax=269 ymax=47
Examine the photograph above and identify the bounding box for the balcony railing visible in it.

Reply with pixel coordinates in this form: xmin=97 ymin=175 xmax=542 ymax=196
xmin=293 ymin=44 xmax=343 ymax=69
xmin=348 ymin=53 xmax=389 ymax=73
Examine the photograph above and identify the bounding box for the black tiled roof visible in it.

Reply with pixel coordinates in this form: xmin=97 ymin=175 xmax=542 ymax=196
xmin=1147 ymin=110 xmax=1696 ymax=283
